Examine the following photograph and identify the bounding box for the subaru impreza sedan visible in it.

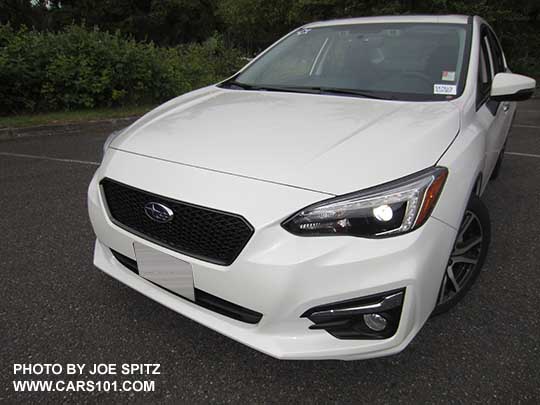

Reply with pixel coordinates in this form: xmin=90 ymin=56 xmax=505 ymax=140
xmin=88 ymin=15 xmax=535 ymax=360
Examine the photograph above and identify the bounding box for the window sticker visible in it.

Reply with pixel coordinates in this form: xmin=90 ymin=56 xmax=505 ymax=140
xmin=434 ymin=84 xmax=457 ymax=95
xmin=442 ymin=71 xmax=456 ymax=81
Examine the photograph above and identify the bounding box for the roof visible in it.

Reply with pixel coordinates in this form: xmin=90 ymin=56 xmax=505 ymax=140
xmin=304 ymin=15 xmax=470 ymax=28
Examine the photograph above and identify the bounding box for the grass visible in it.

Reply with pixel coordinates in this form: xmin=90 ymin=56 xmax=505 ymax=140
xmin=0 ymin=105 xmax=156 ymax=129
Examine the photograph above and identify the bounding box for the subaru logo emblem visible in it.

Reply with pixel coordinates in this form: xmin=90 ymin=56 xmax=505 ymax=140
xmin=144 ymin=202 xmax=174 ymax=223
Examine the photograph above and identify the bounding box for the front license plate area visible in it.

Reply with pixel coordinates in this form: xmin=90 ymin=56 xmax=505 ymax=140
xmin=133 ymin=242 xmax=195 ymax=301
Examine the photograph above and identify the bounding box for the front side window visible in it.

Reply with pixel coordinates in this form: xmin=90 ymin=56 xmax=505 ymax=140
xmin=229 ymin=23 xmax=471 ymax=101
xmin=487 ymin=29 xmax=505 ymax=74
xmin=477 ymin=30 xmax=493 ymax=106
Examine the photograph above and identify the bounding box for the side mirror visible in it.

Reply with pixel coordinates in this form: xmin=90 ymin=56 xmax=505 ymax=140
xmin=491 ymin=72 xmax=536 ymax=102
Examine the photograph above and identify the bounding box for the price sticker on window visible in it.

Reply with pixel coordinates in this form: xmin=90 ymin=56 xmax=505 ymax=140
xmin=434 ymin=84 xmax=457 ymax=95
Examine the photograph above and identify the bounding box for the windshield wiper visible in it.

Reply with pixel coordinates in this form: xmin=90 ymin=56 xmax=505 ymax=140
xmin=258 ymin=85 xmax=393 ymax=100
xmin=220 ymin=81 xmax=320 ymax=94
xmin=220 ymin=80 xmax=256 ymax=90
xmin=221 ymin=81 xmax=393 ymax=99
xmin=316 ymin=87 xmax=395 ymax=100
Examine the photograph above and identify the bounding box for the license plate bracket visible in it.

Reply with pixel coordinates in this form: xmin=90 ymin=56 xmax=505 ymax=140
xmin=133 ymin=242 xmax=195 ymax=301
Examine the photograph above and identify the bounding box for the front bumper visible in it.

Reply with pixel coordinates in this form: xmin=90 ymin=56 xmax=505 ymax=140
xmin=88 ymin=150 xmax=457 ymax=360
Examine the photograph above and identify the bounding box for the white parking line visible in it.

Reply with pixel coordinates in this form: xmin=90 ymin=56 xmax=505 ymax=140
xmin=512 ymin=124 xmax=540 ymax=129
xmin=0 ymin=151 xmax=99 ymax=166
xmin=506 ymin=151 xmax=540 ymax=159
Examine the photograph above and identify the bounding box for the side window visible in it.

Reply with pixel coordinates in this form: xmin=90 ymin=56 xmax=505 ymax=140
xmin=487 ymin=29 xmax=505 ymax=74
xmin=477 ymin=30 xmax=492 ymax=107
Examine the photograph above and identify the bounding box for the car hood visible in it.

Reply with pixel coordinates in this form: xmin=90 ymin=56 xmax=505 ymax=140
xmin=112 ymin=87 xmax=460 ymax=195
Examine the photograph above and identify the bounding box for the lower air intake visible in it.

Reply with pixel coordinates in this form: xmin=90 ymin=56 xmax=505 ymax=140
xmin=110 ymin=249 xmax=263 ymax=324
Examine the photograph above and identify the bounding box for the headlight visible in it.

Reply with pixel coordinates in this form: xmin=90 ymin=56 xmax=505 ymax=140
xmin=282 ymin=167 xmax=448 ymax=238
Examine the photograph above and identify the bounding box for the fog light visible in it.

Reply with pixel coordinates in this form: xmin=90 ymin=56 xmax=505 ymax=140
xmin=363 ymin=313 xmax=387 ymax=331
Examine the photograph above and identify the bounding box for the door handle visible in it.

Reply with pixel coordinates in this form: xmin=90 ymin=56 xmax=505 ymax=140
xmin=502 ymin=102 xmax=511 ymax=112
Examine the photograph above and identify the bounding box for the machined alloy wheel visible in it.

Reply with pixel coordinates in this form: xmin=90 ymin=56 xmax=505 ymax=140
xmin=433 ymin=194 xmax=491 ymax=315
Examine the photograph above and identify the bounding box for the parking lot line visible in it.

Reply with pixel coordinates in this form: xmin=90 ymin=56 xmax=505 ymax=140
xmin=0 ymin=151 xmax=99 ymax=166
xmin=506 ymin=151 xmax=540 ymax=159
xmin=512 ymin=124 xmax=540 ymax=129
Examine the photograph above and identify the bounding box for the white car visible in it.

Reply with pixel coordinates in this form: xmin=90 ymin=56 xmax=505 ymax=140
xmin=88 ymin=15 xmax=535 ymax=360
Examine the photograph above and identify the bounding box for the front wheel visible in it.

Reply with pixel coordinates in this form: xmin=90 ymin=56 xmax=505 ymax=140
xmin=432 ymin=194 xmax=491 ymax=316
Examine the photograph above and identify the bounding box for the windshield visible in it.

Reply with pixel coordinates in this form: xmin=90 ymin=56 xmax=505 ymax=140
xmin=227 ymin=23 xmax=470 ymax=101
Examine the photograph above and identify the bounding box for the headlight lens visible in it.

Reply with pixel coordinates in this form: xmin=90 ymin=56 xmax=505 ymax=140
xmin=282 ymin=167 xmax=448 ymax=238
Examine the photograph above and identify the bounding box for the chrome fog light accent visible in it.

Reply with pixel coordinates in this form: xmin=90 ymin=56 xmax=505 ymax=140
xmin=302 ymin=288 xmax=405 ymax=340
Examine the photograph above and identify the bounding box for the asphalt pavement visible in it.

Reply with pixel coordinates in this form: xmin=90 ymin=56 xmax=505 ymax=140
xmin=1 ymin=99 xmax=539 ymax=403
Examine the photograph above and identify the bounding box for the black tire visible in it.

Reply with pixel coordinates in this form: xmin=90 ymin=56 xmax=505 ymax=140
xmin=490 ymin=142 xmax=506 ymax=180
xmin=432 ymin=194 xmax=491 ymax=316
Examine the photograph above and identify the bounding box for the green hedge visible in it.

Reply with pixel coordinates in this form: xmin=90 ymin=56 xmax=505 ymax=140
xmin=0 ymin=24 xmax=244 ymax=114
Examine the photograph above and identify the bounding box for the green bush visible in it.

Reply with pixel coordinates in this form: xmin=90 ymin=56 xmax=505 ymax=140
xmin=0 ymin=24 xmax=244 ymax=114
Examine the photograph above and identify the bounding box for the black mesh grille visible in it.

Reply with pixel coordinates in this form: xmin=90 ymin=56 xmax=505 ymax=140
xmin=101 ymin=178 xmax=254 ymax=265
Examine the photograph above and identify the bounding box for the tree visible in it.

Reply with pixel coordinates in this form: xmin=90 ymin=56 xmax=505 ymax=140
xmin=216 ymin=0 xmax=295 ymax=52
xmin=43 ymin=0 xmax=219 ymax=45
xmin=0 ymin=0 xmax=50 ymax=30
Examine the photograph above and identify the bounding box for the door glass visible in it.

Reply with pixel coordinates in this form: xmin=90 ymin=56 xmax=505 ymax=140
xmin=487 ymin=30 xmax=505 ymax=74
xmin=477 ymin=31 xmax=493 ymax=106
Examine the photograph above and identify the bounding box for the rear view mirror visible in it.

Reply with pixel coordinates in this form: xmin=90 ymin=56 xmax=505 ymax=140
xmin=491 ymin=72 xmax=536 ymax=102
